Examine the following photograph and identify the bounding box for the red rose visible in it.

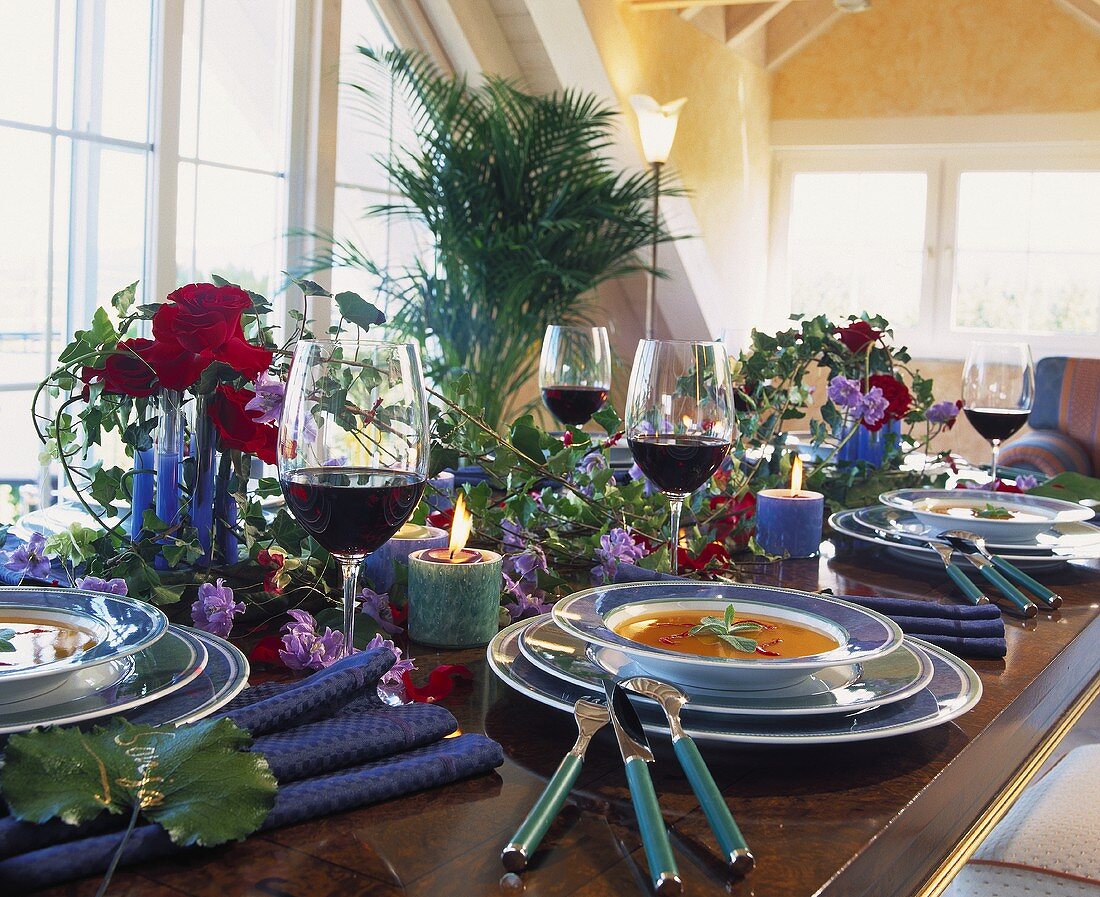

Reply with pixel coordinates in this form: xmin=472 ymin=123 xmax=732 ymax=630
xmin=866 ymin=374 xmax=912 ymax=431
xmin=677 ymin=541 xmax=732 ymax=574
xmin=708 ymin=491 xmax=757 ymax=546
xmin=836 ymin=321 xmax=882 ymax=353
xmin=81 ymin=338 xmax=160 ymax=398
xmin=208 ymin=384 xmax=277 ymax=463
xmin=149 ymin=283 xmax=273 ymax=389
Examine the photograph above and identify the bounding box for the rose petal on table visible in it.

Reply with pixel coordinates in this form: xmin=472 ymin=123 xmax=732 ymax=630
xmin=401 ymin=664 xmax=473 ymax=703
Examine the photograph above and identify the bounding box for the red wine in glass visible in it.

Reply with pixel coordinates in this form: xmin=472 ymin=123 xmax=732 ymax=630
xmin=627 ymin=435 xmax=730 ymax=494
xmin=962 ymin=408 xmax=1030 ymax=444
xmin=540 ymin=386 xmax=609 ymax=426
xmin=281 ymin=468 xmax=426 ymax=556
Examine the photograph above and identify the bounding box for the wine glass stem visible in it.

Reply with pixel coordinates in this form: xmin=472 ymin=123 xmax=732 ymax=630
xmin=668 ymin=495 xmax=684 ymax=576
xmin=338 ymin=556 xmax=362 ymax=657
xmin=991 ymin=439 xmax=1001 ymax=480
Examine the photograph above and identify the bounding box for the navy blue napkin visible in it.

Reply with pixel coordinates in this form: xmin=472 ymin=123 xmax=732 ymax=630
xmin=612 ymin=563 xmax=1007 ymax=659
xmin=0 ymin=649 xmax=503 ymax=892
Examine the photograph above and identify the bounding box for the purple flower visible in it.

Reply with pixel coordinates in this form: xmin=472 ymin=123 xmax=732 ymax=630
xmin=505 ymin=591 xmax=554 ymax=623
xmin=279 ymin=609 xmax=346 ymax=671
xmin=926 ymin=400 xmax=961 ymax=425
xmin=827 ymin=376 xmax=864 ymax=410
xmin=364 ymin=633 xmax=416 ymax=689
xmin=576 ymin=452 xmax=608 ymax=476
xmin=75 ymin=576 xmax=128 ymax=596
xmin=3 ymin=533 xmax=51 ymax=581
xmin=628 ymin=462 xmax=658 ymax=497
xmin=1015 ymin=474 xmax=1038 ymax=492
xmin=359 ymin=586 xmax=402 ymax=635
xmin=591 ymin=527 xmax=649 ymax=584
xmin=860 ymin=387 xmax=889 ymax=428
xmin=191 ymin=578 xmax=246 ymax=638
xmin=244 ymin=370 xmax=285 ymax=425
xmin=502 ymin=518 xmax=526 ymax=550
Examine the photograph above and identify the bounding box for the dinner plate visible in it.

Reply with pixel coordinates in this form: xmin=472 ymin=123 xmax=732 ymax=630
xmin=829 ymin=510 xmax=1094 ymax=571
xmin=0 ymin=587 xmax=169 ymax=702
xmin=854 ymin=506 xmax=1100 ymax=554
xmin=518 ymin=615 xmax=935 ymax=716
xmin=125 ymin=627 xmax=249 ymax=728
xmin=552 ymin=581 xmax=903 ymax=691
xmin=0 ymin=626 xmax=208 ymax=734
xmin=489 ymin=620 xmax=982 ymax=744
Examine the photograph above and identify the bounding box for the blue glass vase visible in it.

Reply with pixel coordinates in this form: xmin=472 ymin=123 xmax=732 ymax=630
xmin=837 ymin=419 xmax=900 ymax=467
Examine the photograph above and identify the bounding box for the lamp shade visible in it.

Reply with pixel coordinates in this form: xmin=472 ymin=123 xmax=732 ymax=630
xmin=628 ymin=94 xmax=686 ymax=165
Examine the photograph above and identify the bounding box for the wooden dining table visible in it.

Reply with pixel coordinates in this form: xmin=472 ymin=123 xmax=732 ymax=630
xmin=42 ymin=542 xmax=1100 ymax=897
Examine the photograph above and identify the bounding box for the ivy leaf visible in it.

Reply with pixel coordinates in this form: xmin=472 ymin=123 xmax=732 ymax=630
xmin=334 ymin=291 xmax=386 ymax=331
xmin=592 ymin=405 xmax=622 ymax=435
xmin=288 ymin=275 xmax=331 ymax=297
xmin=110 ymin=281 xmax=139 ymax=317
xmin=1 ymin=718 xmax=277 ymax=847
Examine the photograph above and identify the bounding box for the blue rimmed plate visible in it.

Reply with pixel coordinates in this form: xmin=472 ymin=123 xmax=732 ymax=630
xmin=518 ymin=615 xmax=934 ymax=716
xmin=551 ymin=581 xmax=903 ymax=691
xmin=0 ymin=587 xmax=168 ymax=702
xmin=490 ymin=620 xmax=982 ymax=744
xmin=0 ymin=625 xmax=208 ymax=734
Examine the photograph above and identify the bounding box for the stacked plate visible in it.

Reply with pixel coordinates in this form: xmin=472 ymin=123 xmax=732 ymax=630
xmin=0 ymin=586 xmax=249 ymax=734
xmin=488 ymin=581 xmax=982 ymax=745
xmin=832 ymin=490 xmax=1100 ymax=572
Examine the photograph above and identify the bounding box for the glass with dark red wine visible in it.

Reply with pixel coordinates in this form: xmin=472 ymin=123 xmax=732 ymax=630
xmin=539 ymin=325 xmax=612 ymax=427
xmin=962 ymin=341 xmax=1034 ymax=480
xmin=625 ymin=339 xmax=736 ymax=574
xmin=279 ymin=340 xmax=429 ymax=655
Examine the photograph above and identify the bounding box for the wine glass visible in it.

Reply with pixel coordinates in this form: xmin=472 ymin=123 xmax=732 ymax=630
xmin=539 ymin=325 xmax=612 ymax=427
xmin=962 ymin=341 xmax=1034 ymax=481
xmin=625 ymin=340 xmax=736 ymax=574
xmin=279 ymin=340 xmax=429 ymax=655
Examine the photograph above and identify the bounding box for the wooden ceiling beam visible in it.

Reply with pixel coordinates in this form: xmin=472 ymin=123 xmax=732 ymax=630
xmin=725 ymin=1 xmax=791 ymax=45
xmin=765 ymin=0 xmax=843 ymax=70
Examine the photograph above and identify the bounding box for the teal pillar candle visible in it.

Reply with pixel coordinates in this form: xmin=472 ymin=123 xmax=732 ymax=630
xmin=408 ymin=547 xmax=503 ymax=648
xmin=755 ymin=487 xmax=825 ymax=558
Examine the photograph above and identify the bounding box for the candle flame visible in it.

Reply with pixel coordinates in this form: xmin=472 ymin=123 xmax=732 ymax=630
xmin=790 ymin=454 xmax=803 ymax=496
xmin=449 ymin=493 xmax=473 ymax=558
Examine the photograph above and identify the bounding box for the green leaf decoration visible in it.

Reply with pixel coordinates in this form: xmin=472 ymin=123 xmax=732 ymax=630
xmin=1 ymin=718 xmax=277 ymax=847
xmin=0 ymin=628 xmax=15 ymax=652
xmin=334 ymin=291 xmax=387 ymax=331
xmin=717 ymin=634 xmax=759 ymax=654
xmin=687 ymin=605 xmax=759 ymax=654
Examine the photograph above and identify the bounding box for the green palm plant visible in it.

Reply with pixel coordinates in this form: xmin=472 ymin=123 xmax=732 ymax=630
xmin=306 ymin=48 xmax=674 ymax=430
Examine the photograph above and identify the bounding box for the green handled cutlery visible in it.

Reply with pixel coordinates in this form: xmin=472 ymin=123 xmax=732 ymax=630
xmin=944 ymin=529 xmax=1062 ymax=610
xmin=604 ymin=681 xmax=683 ymax=897
xmin=501 ymin=698 xmax=609 ymax=872
xmin=929 ymin=541 xmax=989 ymax=606
xmin=623 ymin=676 xmax=754 ymax=877
xmin=941 ymin=530 xmax=1040 ymax=617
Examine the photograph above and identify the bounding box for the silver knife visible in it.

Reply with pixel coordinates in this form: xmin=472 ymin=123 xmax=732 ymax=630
xmin=603 ymin=681 xmax=682 ymax=897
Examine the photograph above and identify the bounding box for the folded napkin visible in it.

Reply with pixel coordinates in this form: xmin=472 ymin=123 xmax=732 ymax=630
xmin=612 ymin=563 xmax=1006 ymax=659
xmin=0 ymin=648 xmax=504 ymax=892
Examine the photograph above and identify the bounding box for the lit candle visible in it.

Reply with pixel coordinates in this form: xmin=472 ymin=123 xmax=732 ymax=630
xmin=754 ymin=456 xmax=825 ymax=558
xmin=407 ymin=495 xmax=503 ymax=648
xmin=363 ymin=521 xmax=449 ymax=592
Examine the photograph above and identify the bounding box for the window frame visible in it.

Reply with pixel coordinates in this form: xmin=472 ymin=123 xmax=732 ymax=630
xmin=770 ymin=140 xmax=1100 ymax=360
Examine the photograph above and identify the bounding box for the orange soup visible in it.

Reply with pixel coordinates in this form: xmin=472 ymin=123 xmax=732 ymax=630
xmin=0 ymin=617 xmax=98 ymax=670
xmin=614 ymin=608 xmax=839 ymax=660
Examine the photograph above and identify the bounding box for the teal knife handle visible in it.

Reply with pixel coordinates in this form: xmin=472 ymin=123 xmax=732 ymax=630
xmin=624 ymin=756 xmax=679 ymax=887
xmin=673 ymin=736 xmax=750 ymax=863
xmin=989 ymin=555 xmax=1060 ymax=607
xmin=943 ymin=563 xmax=986 ymax=605
xmin=978 ymin=564 xmax=1037 ymax=615
xmin=507 ymin=753 xmax=583 ymax=864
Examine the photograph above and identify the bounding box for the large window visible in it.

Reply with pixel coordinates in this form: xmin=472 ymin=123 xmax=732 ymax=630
xmin=771 ymin=147 xmax=1100 ymax=359
xmin=0 ymin=0 xmax=427 ymax=487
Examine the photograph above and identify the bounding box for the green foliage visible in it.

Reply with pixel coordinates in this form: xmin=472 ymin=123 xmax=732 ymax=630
xmin=1 ymin=717 xmax=277 ymax=847
xmin=302 ymin=48 xmax=673 ymax=429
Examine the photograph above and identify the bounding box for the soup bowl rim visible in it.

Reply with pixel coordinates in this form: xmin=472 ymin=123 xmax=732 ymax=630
xmin=552 ymin=582 xmax=903 ymax=671
xmin=879 ymin=488 xmax=1094 ymax=525
xmin=0 ymin=588 xmax=168 ymax=683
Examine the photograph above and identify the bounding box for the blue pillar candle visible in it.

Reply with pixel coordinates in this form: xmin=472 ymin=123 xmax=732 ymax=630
xmin=364 ymin=523 xmax=449 ymax=592
xmin=408 ymin=547 xmax=503 ymax=648
xmin=755 ymin=487 xmax=825 ymax=558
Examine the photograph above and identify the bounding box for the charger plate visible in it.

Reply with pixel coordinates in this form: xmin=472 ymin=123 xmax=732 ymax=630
xmin=0 ymin=625 xmax=207 ymax=734
xmin=490 ymin=620 xmax=982 ymax=744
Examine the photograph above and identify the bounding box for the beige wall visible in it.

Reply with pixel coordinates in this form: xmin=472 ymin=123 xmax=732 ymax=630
xmin=579 ymin=1 xmax=773 ymax=339
xmin=773 ymin=0 xmax=1100 ymax=119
